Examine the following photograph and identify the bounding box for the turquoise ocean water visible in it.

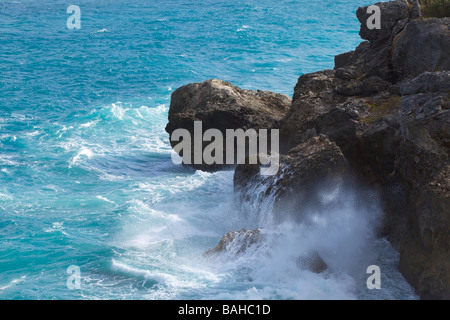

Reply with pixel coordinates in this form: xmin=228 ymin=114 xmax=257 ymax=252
xmin=0 ymin=0 xmax=418 ymax=299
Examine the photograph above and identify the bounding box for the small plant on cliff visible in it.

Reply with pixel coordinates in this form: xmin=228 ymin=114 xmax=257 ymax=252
xmin=419 ymin=0 xmax=450 ymax=17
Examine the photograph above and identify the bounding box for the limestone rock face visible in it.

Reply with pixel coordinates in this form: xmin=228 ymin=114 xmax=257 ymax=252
xmin=280 ymin=69 xmax=402 ymax=166
xmin=285 ymin=71 xmax=449 ymax=299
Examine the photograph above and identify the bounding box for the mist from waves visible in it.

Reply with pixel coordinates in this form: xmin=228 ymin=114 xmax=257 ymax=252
xmin=199 ymin=176 xmax=418 ymax=300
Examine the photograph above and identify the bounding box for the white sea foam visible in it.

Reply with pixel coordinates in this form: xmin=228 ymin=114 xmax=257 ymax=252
xmin=201 ymin=180 xmax=418 ymax=300
xmin=114 ymin=170 xmax=417 ymax=299
xmin=44 ymin=222 xmax=68 ymax=236
xmin=141 ymin=137 xmax=172 ymax=154
xmin=237 ymin=25 xmax=251 ymax=32
xmin=111 ymin=103 xmax=126 ymax=120
xmin=0 ymin=155 xmax=18 ymax=166
xmin=0 ymin=276 xmax=26 ymax=291
xmin=136 ymin=170 xmax=212 ymax=199
xmin=69 ymin=147 xmax=94 ymax=168
xmin=117 ymin=199 xmax=200 ymax=249
xmin=111 ymin=259 xmax=176 ymax=284
xmin=0 ymin=192 xmax=13 ymax=200
xmin=80 ymin=121 xmax=98 ymax=128
xmin=55 ymin=124 xmax=74 ymax=138
xmin=96 ymin=195 xmax=115 ymax=204
xmin=25 ymin=130 xmax=40 ymax=137
xmin=110 ymin=259 xmax=204 ymax=291
xmin=98 ymin=172 xmax=127 ymax=181
xmin=0 ymin=134 xmax=16 ymax=142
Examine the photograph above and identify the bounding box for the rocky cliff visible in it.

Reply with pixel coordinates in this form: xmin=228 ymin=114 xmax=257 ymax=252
xmin=166 ymin=0 xmax=449 ymax=299
xmin=165 ymin=79 xmax=291 ymax=170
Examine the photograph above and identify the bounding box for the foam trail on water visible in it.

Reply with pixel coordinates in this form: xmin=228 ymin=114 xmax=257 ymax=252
xmin=111 ymin=259 xmax=177 ymax=286
xmin=0 ymin=276 xmax=27 ymax=292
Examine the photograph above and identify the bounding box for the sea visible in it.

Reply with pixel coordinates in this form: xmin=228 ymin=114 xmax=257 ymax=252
xmin=0 ymin=0 xmax=418 ymax=299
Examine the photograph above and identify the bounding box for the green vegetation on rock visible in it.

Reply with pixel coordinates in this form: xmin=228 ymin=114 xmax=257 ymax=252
xmin=420 ymin=0 xmax=450 ymax=17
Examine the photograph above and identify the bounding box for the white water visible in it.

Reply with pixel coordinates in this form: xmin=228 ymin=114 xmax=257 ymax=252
xmin=109 ymin=163 xmax=418 ymax=300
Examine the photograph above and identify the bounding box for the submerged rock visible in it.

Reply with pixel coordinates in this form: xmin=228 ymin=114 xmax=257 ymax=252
xmin=203 ymin=229 xmax=262 ymax=256
xmin=206 ymin=229 xmax=329 ymax=275
xmin=297 ymin=252 xmax=328 ymax=274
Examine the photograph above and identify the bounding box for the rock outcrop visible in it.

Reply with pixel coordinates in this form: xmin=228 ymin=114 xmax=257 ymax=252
xmin=165 ymin=79 xmax=291 ymax=170
xmin=392 ymin=18 xmax=450 ymax=80
xmin=167 ymin=0 xmax=449 ymax=299
xmin=235 ymin=135 xmax=348 ymax=222
xmin=357 ymin=0 xmax=417 ymax=45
